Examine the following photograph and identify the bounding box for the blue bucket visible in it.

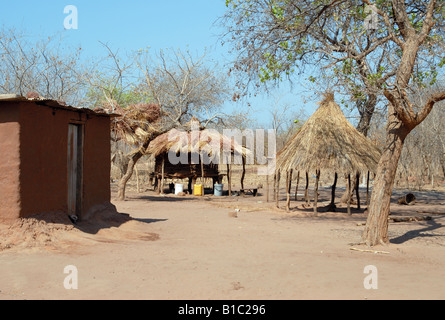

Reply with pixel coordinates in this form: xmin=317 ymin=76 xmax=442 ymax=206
xmin=214 ymin=184 xmax=224 ymax=196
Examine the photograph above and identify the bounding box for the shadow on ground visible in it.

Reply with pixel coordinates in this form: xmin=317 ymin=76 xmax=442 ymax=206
xmin=390 ymin=216 xmax=445 ymax=245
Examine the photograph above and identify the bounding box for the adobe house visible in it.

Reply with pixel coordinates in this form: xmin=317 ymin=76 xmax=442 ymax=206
xmin=0 ymin=94 xmax=114 ymax=224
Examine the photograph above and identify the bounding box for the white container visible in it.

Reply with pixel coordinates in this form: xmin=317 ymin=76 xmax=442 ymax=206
xmin=175 ymin=183 xmax=184 ymax=195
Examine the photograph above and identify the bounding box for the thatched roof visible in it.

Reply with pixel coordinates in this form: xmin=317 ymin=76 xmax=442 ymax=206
xmin=146 ymin=128 xmax=251 ymax=162
xmin=276 ymin=93 xmax=382 ymax=174
xmin=95 ymin=102 xmax=161 ymax=146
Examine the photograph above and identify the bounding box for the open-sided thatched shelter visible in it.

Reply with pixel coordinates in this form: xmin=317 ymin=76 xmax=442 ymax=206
xmin=275 ymin=93 xmax=382 ymax=213
xmin=146 ymin=128 xmax=251 ymax=195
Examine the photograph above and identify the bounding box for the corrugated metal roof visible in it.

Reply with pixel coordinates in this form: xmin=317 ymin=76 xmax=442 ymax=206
xmin=0 ymin=94 xmax=119 ymax=117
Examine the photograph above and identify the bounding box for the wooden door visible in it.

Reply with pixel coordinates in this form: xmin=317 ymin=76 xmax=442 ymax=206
xmin=67 ymin=124 xmax=83 ymax=217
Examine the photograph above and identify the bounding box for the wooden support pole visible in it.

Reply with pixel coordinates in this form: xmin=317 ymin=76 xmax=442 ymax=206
xmin=347 ymin=174 xmax=352 ymax=215
xmin=276 ymin=170 xmax=281 ymax=208
xmin=135 ymin=166 xmax=141 ymax=193
xmin=304 ymin=172 xmax=309 ymax=203
xmin=188 ymin=177 xmax=192 ymax=194
xmin=227 ymin=163 xmax=232 ymax=196
xmin=328 ymin=172 xmax=338 ymax=212
xmin=295 ymin=171 xmax=300 ymax=201
xmin=192 ymin=177 xmax=197 ymax=194
xmin=240 ymin=156 xmax=246 ymax=194
xmin=156 ymin=177 xmax=161 ymax=194
xmin=355 ymin=172 xmax=361 ymax=210
xmin=285 ymin=171 xmax=289 ymax=211
xmin=200 ymin=156 xmax=205 ymax=194
xmin=201 ymin=156 xmax=205 ymax=180
xmin=161 ymin=157 xmax=165 ymax=195
xmin=154 ymin=176 xmax=159 ymax=192
xmin=314 ymin=169 xmax=320 ymax=214
xmin=273 ymin=172 xmax=277 ymax=201
xmin=366 ymin=171 xmax=370 ymax=207
xmin=286 ymin=169 xmax=293 ymax=212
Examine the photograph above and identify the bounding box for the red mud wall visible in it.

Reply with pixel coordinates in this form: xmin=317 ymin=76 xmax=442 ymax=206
xmin=17 ymin=102 xmax=111 ymax=219
xmin=82 ymin=115 xmax=111 ymax=216
xmin=19 ymin=102 xmax=71 ymax=217
xmin=0 ymin=104 xmax=21 ymax=222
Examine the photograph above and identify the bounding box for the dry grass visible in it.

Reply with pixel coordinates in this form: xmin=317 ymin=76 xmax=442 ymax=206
xmin=146 ymin=128 xmax=251 ymax=161
xmin=276 ymin=93 xmax=382 ymax=175
xmin=96 ymin=103 xmax=161 ymax=146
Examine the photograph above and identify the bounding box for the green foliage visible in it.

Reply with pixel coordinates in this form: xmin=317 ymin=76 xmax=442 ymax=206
xmin=225 ymin=0 xmax=244 ymax=8
xmin=86 ymin=80 xmax=152 ymax=110
xmin=223 ymin=0 xmax=445 ymax=103
xmin=308 ymin=75 xmax=317 ymax=83
xmin=259 ymin=53 xmax=286 ymax=83
xmin=411 ymin=68 xmax=439 ymax=88
xmin=271 ymin=2 xmax=285 ymax=20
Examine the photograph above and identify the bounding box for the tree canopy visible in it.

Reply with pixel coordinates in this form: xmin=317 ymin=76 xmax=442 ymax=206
xmin=221 ymin=0 xmax=445 ymax=134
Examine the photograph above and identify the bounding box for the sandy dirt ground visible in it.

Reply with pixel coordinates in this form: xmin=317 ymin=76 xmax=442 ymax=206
xmin=1 ymin=185 xmax=445 ymax=300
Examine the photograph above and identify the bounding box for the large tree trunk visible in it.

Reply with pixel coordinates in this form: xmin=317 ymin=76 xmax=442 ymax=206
xmin=440 ymin=146 xmax=445 ymax=179
xmin=362 ymin=106 xmax=412 ymax=246
xmin=340 ymin=173 xmax=359 ymax=204
xmin=340 ymin=94 xmax=377 ymax=204
xmin=240 ymin=156 xmax=246 ymax=192
xmin=356 ymin=94 xmax=377 ymax=137
xmin=117 ymin=150 xmax=144 ymax=200
xmin=441 ymin=155 xmax=445 ymax=180
xmin=117 ymin=139 xmax=152 ymax=201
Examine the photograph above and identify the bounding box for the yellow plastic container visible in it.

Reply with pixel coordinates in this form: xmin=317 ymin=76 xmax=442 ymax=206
xmin=193 ymin=184 xmax=203 ymax=196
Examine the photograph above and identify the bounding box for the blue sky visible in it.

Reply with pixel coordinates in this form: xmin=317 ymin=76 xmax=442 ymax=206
xmin=1 ymin=1 xmax=227 ymax=58
xmin=0 ymin=0 xmax=316 ymax=127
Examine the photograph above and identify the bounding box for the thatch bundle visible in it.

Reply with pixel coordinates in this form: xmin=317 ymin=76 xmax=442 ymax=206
xmin=96 ymin=102 xmax=161 ymax=145
xmin=276 ymin=93 xmax=381 ymax=175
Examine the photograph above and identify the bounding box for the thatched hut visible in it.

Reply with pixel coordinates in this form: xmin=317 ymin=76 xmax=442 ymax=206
xmin=146 ymin=128 xmax=251 ymax=195
xmin=275 ymin=93 xmax=382 ymax=213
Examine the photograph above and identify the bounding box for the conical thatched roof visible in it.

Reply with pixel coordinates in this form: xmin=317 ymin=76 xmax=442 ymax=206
xmin=276 ymin=93 xmax=381 ymax=174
